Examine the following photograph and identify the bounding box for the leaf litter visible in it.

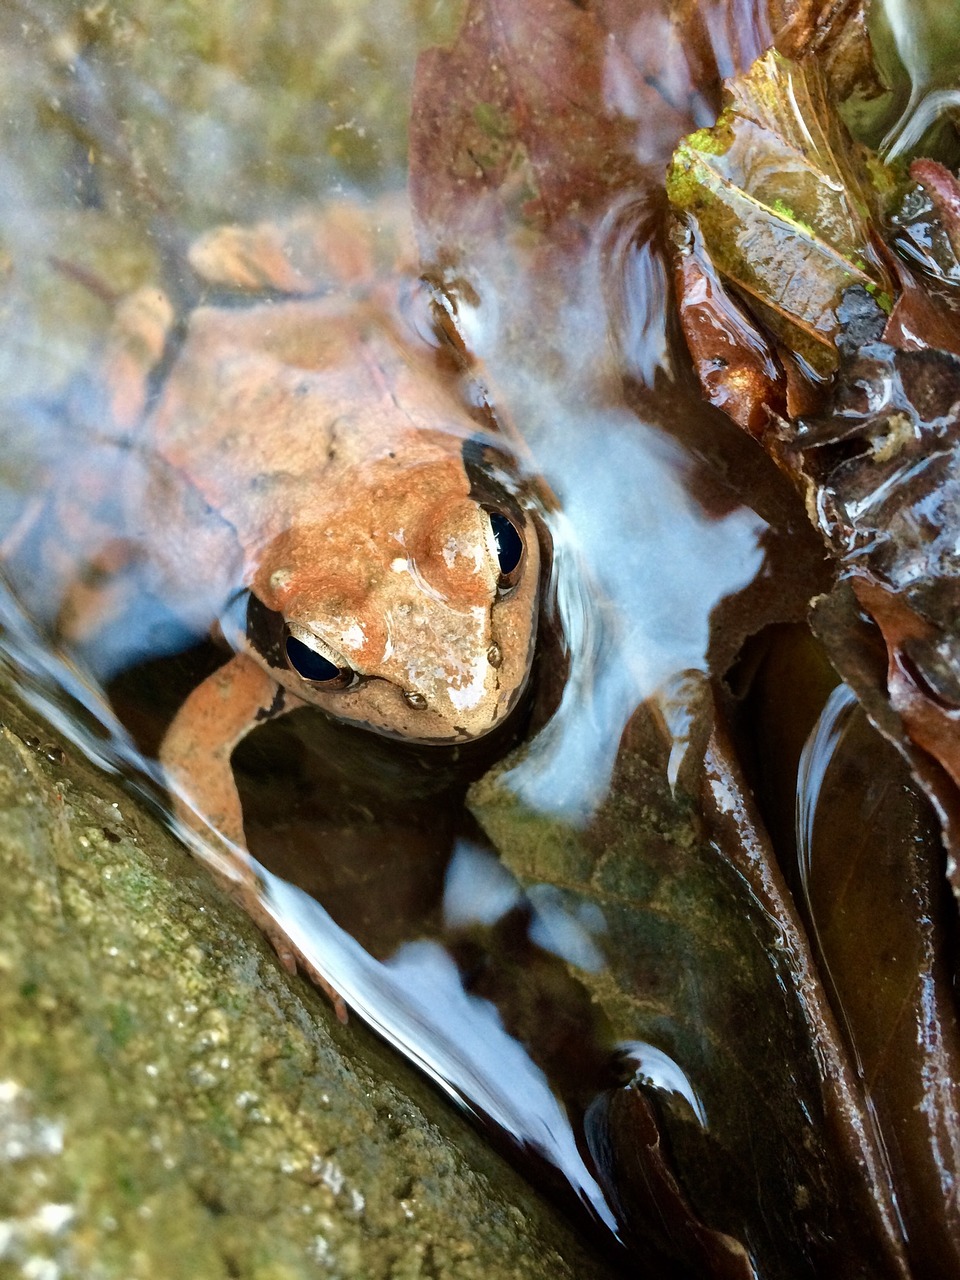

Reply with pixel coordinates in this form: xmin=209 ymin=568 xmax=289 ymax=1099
xmin=409 ymin=1 xmax=960 ymax=1275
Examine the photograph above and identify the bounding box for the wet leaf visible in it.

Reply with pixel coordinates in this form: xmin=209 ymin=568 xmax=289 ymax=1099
xmin=883 ymin=264 xmax=960 ymax=361
xmin=774 ymin=337 xmax=960 ymax=812
xmin=810 ymin=582 xmax=960 ymax=895
xmin=910 ymin=159 xmax=960 ymax=262
xmin=669 ymin=215 xmax=786 ymax=435
xmin=735 ymin=611 xmax=960 ymax=1275
xmin=667 ymin=49 xmax=895 ymax=378
xmin=585 ymin=1084 xmax=757 ymax=1280
xmin=888 ymin=171 xmax=960 ymax=288
xmin=469 ymin=690 xmax=909 ymax=1279
xmin=792 ymin=686 xmax=960 ymax=1275
xmin=410 ymin=0 xmax=660 ymax=263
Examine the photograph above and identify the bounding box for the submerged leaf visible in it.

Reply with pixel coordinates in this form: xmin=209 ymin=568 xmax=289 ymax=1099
xmin=794 ymin=686 xmax=960 ymax=1274
xmin=470 ymin=692 xmax=910 ymax=1278
xmin=779 ymin=337 xmax=960 ymax=802
xmin=667 ymin=49 xmax=895 ymax=377
xmin=810 ymin=582 xmax=960 ymax=899
xmin=771 ymin=0 xmax=886 ymax=107
xmin=410 ymin=0 xmax=660 ymax=262
xmin=910 ymin=159 xmax=960 ymax=263
xmin=740 ymin=616 xmax=960 ymax=1275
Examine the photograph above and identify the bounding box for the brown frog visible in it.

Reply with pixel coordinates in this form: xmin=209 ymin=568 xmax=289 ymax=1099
xmin=24 ymin=204 xmax=543 ymax=1005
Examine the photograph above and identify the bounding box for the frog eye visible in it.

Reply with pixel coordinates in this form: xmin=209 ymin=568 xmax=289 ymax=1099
xmin=283 ymin=626 xmax=353 ymax=688
xmin=486 ymin=508 xmax=525 ymax=589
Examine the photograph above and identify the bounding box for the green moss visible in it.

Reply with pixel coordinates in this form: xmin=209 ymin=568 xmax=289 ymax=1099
xmin=683 ymin=117 xmax=735 ymax=157
xmin=864 ymin=281 xmax=894 ymax=312
xmin=771 ymin=198 xmax=816 ymax=237
xmin=0 ymin=684 xmax=616 ymax=1280
xmin=666 ymin=148 xmax=714 ymax=213
xmin=106 ymin=1001 xmax=137 ymax=1049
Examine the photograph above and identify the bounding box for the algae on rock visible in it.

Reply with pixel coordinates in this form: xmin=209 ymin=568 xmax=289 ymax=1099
xmin=0 ymin=681 xmax=615 ymax=1280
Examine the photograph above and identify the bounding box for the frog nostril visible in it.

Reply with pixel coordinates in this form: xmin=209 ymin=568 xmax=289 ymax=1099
xmin=403 ymin=690 xmax=428 ymax=710
xmin=487 ymin=642 xmax=502 ymax=669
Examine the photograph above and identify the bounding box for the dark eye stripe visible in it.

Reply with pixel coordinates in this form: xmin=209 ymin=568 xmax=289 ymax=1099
xmin=244 ymin=591 xmax=286 ymax=669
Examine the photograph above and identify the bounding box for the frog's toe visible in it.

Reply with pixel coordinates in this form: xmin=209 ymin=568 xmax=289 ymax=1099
xmin=263 ymin=920 xmax=349 ymax=1021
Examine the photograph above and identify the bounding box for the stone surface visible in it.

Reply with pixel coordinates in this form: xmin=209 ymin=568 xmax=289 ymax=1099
xmin=0 ymin=682 xmax=616 ymax=1279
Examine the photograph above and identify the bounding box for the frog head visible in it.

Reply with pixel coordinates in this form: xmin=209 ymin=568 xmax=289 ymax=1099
xmin=237 ymin=455 xmax=541 ymax=743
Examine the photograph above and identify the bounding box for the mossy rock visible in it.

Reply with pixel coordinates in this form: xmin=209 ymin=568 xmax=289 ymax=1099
xmin=0 ymin=680 xmax=617 ymax=1279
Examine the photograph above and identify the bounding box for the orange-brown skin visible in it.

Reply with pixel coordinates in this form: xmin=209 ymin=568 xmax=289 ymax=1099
xmin=94 ymin=213 xmax=542 ymax=1005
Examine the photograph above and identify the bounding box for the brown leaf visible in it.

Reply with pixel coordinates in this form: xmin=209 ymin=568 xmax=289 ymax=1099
xmin=910 ymin=159 xmax=960 ymax=262
xmin=792 ymin=680 xmax=960 ymax=1275
xmin=702 ymin=704 xmax=911 ymax=1279
xmin=810 ymin=583 xmax=960 ymax=899
xmin=888 ymin=175 xmax=960 ymax=288
xmin=410 ymin=0 xmax=660 ymax=263
xmin=471 ymin=691 xmax=911 ymax=1278
xmin=740 ymin=611 xmax=960 ymax=1274
xmin=585 ymin=1085 xmax=758 ymax=1280
xmin=666 ymin=49 xmax=894 ymax=380
xmin=852 ymin=576 xmax=960 ymax=789
xmin=670 ymin=215 xmax=786 ymax=436
xmin=883 ymin=264 xmax=960 ymax=361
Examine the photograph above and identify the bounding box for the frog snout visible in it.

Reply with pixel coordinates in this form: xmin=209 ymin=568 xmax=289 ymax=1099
xmin=400 ymin=659 xmax=492 ymax=719
xmin=389 ymin=642 xmax=512 ymax=740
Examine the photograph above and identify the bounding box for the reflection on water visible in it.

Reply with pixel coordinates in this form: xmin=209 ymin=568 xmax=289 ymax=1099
xmin=505 ymin=416 xmax=764 ymax=817
xmin=795 ymin=682 xmax=857 ymax=923
xmin=876 ymin=0 xmax=960 ymax=158
xmin=445 ymin=231 xmax=766 ymax=817
xmin=262 ymin=861 xmax=619 ymax=1235
xmin=615 ymin=1041 xmax=708 ymax=1129
xmin=0 ymin=0 xmax=804 ymax=1268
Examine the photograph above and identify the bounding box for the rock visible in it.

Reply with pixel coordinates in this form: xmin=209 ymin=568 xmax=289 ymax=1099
xmin=0 ymin=682 xmax=615 ymax=1279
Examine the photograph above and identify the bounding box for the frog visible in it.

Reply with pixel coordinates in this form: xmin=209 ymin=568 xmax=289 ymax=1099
xmin=23 ymin=202 xmax=544 ymax=1007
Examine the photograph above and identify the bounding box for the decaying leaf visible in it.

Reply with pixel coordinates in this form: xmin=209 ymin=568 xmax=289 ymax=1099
xmin=667 ymin=49 xmax=895 ymax=382
xmin=792 ymin=685 xmax=960 ymax=1275
xmin=410 ymin=0 xmax=660 ymax=264
xmin=769 ymin=332 xmax=960 ymax=810
xmin=810 ymin=580 xmax=960 ymax=890
xmin=670 ymin=216 xmax=787 ymax=434
xmin=908 ymin=158 xmax=960 ymax=268
xmin=770 ymin=0 xmax=887 ymax=106
xmin=470 ymin=692 xmax=911 ymax=1279
xmin=888 ymin=171 xmax=960 ymax=287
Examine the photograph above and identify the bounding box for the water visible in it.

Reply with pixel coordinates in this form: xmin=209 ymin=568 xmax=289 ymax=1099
xmin=0 ymin=1 xmax=944 ymax=1275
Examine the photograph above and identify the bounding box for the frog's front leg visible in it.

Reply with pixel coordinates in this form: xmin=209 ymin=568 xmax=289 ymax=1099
xmin=160 ymin=652 xmax=347 ymax=1019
